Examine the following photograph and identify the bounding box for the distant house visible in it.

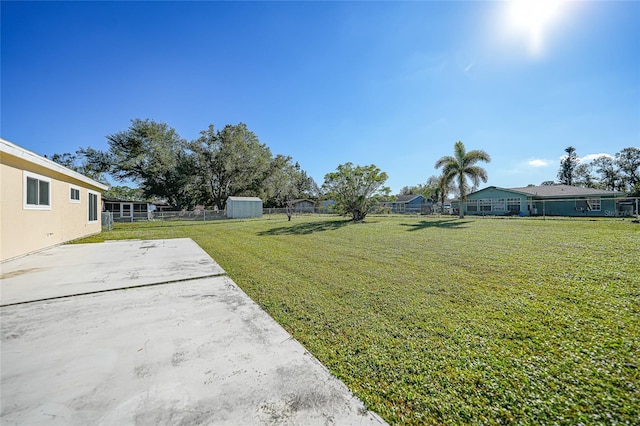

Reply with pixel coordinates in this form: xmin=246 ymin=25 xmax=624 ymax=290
xmin=452 ymin=185 xmax=627 ymax=217
xmin=391 ymin=194 xmax=432 ymax=214
xmin=103 ymin=197 xmax=151 ymax=221
xmin=289 ymin=199 xmax=316 ymax=213
xmin=226 ymin=196 xmax=263 ymax=219
xmin=1 ymin=138 xmax=108 ymax=261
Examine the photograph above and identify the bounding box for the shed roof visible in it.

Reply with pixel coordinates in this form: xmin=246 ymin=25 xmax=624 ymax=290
xmin=1 ymin=138 xmax=108 ymax=190
xmin=227 ymin=196 xmax=263 ymax=202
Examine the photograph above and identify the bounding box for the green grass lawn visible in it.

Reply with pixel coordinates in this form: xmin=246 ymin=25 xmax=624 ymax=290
xmin=78 ymin=215 xmax=640 ymax=424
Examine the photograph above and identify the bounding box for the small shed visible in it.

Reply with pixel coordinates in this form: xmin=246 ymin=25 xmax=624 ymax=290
xmin=226 ymin=196 xmax=263 ymax=219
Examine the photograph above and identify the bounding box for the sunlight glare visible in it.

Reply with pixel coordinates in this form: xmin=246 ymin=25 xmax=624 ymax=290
xmin=508 ymin=0 xmax=564 ymax=55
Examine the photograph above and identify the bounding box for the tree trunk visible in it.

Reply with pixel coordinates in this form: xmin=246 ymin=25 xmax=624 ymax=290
xmin=458 ymin=174 xmax=465 ymax=219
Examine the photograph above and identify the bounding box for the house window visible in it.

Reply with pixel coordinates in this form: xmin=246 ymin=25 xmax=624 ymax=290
xmin=586 ymin=198 xmax=601 ymax=211
xmin=88 ymin=191 xmax=98 ymax=222
xmin=493 ymin=198 xmax=505 ymax=211
xmin=480 ymin=199 xmax=492 ymax=212
xmin=507 ymin=198 xmax=520 ymax=213
xmin=466 ymin=199 xmax=478 ymax=212
xmin=70 ymin=186 xmax=81 ymax=203
xmin=24 ymin=171 xmax=51 ymax=210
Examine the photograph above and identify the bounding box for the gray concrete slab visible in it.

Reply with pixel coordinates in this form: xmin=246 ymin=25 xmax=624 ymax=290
xmin=0 ymin=239 xmax=386 ymax=425
xmin=0 ymin=238 xmax=225 ymax=306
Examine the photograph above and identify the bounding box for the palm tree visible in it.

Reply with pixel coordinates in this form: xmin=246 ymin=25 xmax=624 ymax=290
xmin=435 ymin=141 xmax=491 ymax=218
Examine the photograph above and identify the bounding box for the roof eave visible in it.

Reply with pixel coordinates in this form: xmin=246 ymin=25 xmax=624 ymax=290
xmin=1 ymin=138 xmax=109 ymax=191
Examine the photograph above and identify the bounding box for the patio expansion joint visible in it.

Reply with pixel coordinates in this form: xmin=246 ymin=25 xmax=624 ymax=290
xmin=0 ymin=272 xmax=228 ymax=308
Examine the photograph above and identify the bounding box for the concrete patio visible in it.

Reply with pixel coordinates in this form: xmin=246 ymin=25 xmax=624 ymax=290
xmin=0 ymin=239 xmax=386 ymax=425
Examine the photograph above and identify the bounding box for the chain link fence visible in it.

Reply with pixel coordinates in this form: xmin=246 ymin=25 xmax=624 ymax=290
xmin=152 ymin=210 xmax=227 ymax=222
xmin=101 ymin=197 xmax=639 ymax=230
xmin=101 ymin=211 xmax=114 ymax=231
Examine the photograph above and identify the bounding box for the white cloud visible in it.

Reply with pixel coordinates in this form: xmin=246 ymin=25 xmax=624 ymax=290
xmin=580 ymin=153 xmax=614 ymax=162
xmin=528 ymin=159 xmax=551 ymax=167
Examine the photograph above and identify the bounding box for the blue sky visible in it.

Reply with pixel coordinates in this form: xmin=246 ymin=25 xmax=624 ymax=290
xmin=2 ymin=1 xmax=639 ymax=193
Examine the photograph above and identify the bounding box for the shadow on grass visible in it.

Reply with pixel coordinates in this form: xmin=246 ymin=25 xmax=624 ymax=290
xmin=401 ymin=219 xmax=470 ymax=231
xmin=258 ymin=219 xmax=351 ymax=236
xmin=111 ymin=219 xmax=233 ymax=231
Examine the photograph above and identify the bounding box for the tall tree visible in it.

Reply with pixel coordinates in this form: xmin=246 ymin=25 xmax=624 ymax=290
xmin=262 ymin=156 xmax=303 ymax=208
xmin=106 ymin=118 xmax=195 ymax=209
xmin=189 ymin=123 xmax=274 ymax=210
xmin=322 ymin=163 xmax=389 ymax=222
xmin=615 ymin=147 xmax=640 ymax=191
xmin=262 ymin=159 xmax=320 ymax=219
xmin=573 ymin=163 xmax=597 ymax=188
xmin=103 ymin=185 xmax=143 ymax=201
xmin=435 ymin=141 xmax=490 ymax=219
xmin=50 ymin=147 xmax=111 ymax=183
xmin=592 ymin=156 xmax=621 ymax=191
xmin=50 ymin=152 xmax=76 ymax=169
xmin=557 ymin=146 xmax=579 ymax=185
